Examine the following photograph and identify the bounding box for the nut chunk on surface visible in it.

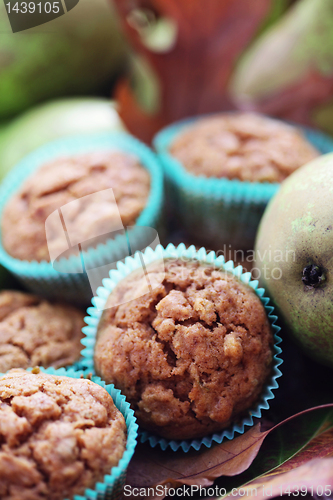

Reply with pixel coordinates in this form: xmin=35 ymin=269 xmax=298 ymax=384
xmin=95 ymin=258 xmax=274 ymax=440
xmin=0 ymin=290 xmax=85 ymax=372
xmin=0 ymin=370 xmax=126 ymax=500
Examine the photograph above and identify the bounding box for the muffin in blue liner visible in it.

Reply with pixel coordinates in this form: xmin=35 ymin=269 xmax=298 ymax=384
xmin=0 ymin=132 xmax=164 ymax=306
xmin=81 ymin=243 xmax=283 ymax=453
xmin=0 ymin=365 xmax=138 ymax=500
xmin=153 ymin=114 xmax=333 ymax=250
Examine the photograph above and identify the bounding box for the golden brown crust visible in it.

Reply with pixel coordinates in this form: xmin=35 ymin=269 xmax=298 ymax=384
xmin=0 ymin=370 xmax=126 ymax=500
xmin=170 ymin=113 xmax=319 ymax=182
xmin=2 ymin=151 xmax=150 ymax=262
xmin=94 ymin=259 xmax=274 ymax=440
xmin=0 ymin=291 xmax=85 ymax=372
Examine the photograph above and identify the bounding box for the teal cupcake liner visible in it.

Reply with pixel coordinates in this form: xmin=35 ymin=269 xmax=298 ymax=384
xmin=0 ymin=132 xmax=164 ymax=306
xmin=81 ymin=242 xmax=283 ymax=453
xmin=153 ymin=116 xmax=333 ymax=250
xmin=0 ymin=365 xmax=138 ymax=500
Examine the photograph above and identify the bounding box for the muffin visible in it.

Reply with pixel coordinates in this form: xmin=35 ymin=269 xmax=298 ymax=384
xmin=169 ymin=112 xmax=319 ymax=182
xmin=94 ymin=257 xmax=274 ymax=440
xmin=0 ymin=290 xmax=84 ymax=372
xmin=154 ymin=114 xmax=329 ymax=250
xmin=2 ymin=150 xmax=150 ymax=262
xmin=0 ymin=134 xmax=163 ymax=306
xmin=0 ymin=369 xmax=127 ymax=500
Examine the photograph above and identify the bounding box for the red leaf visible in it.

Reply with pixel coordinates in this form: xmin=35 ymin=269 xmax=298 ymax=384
xmin=223 ymin=425 xmax=333 ymax=500
xmin=112 ymin=0 xmax=271 ymax=142
xmin=126 ymin=404 xmax=333 ymax=499
xmin=228 ymin=458 xmax=333 ymax=500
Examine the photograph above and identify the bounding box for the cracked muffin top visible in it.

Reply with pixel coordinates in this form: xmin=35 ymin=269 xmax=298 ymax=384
xmin=170 ymin=112 xmax=319 ymax=182
xmin=0 ymin=291 xmax=84 ymax=372
xmin=94 ymin=258 xmax=274 ymax=440
xmin=1 ymin=151 xmax=150 ymax=262
xmin=0 ymin=369 xmax=126 ymax=500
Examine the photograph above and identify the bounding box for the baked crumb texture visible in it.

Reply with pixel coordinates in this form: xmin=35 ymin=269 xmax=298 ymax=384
xmin=95 ymin=259 xmax=274 ymax=440
xmin=2 ymin=151 xmax=150 ymax=262
xmin=0 ymin=370 xmax=126 ymax=500
xmin=0 ymin=291 xmax=84 ymax=372
xmin=170 ymin=113 xmax=319 ymax=182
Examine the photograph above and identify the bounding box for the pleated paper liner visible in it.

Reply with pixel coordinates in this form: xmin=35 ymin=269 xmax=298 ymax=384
xmin=0 ymin=366 xmax=138 ymax=500
xmin=0 ymin=132 xmax=164 ymax=306
xmin=81 ymin=243 xmax=283 ymax=453
xmin=153 ymin=116 xmax=333 ymax=250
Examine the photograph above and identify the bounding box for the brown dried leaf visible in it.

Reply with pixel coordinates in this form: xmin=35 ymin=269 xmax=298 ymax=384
xmin=126 ymin=424 xmax=268 ymax=499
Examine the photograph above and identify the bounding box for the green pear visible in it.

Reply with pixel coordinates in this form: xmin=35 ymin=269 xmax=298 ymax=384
xmin=231 ymin=0 xmax=333 ymax=108
xmin=0 ymin=0 xmax=127 ymax=119
xmin=0 ymin=98 xmax=126 ymax=182
xmin=255 ymin=153 xmax=333 ymax=367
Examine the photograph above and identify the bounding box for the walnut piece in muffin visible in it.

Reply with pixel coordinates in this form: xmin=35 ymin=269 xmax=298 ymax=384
xmin=95 ymin=259 xmax=274 ymax=440
xmin=0 ymin=369 xmax=126 ymax=500
xmin=0 ymin=290 xmax=84 ymax=372
xmin=170 ymin=113 xmax=319 ymax=182
xmin=2 ymin=151 xmax=150 ymax=262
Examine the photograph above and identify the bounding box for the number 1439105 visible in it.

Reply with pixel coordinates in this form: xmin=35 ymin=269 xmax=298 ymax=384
xmin=5 ymin=2 xmax=61 ymax=14
xmin=278 ymin=485 xmax=332 ymax=496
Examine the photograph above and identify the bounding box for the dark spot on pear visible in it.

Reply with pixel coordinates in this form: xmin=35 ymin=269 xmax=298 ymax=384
xmin=302 ymin=264 xmax=325 ymax=288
